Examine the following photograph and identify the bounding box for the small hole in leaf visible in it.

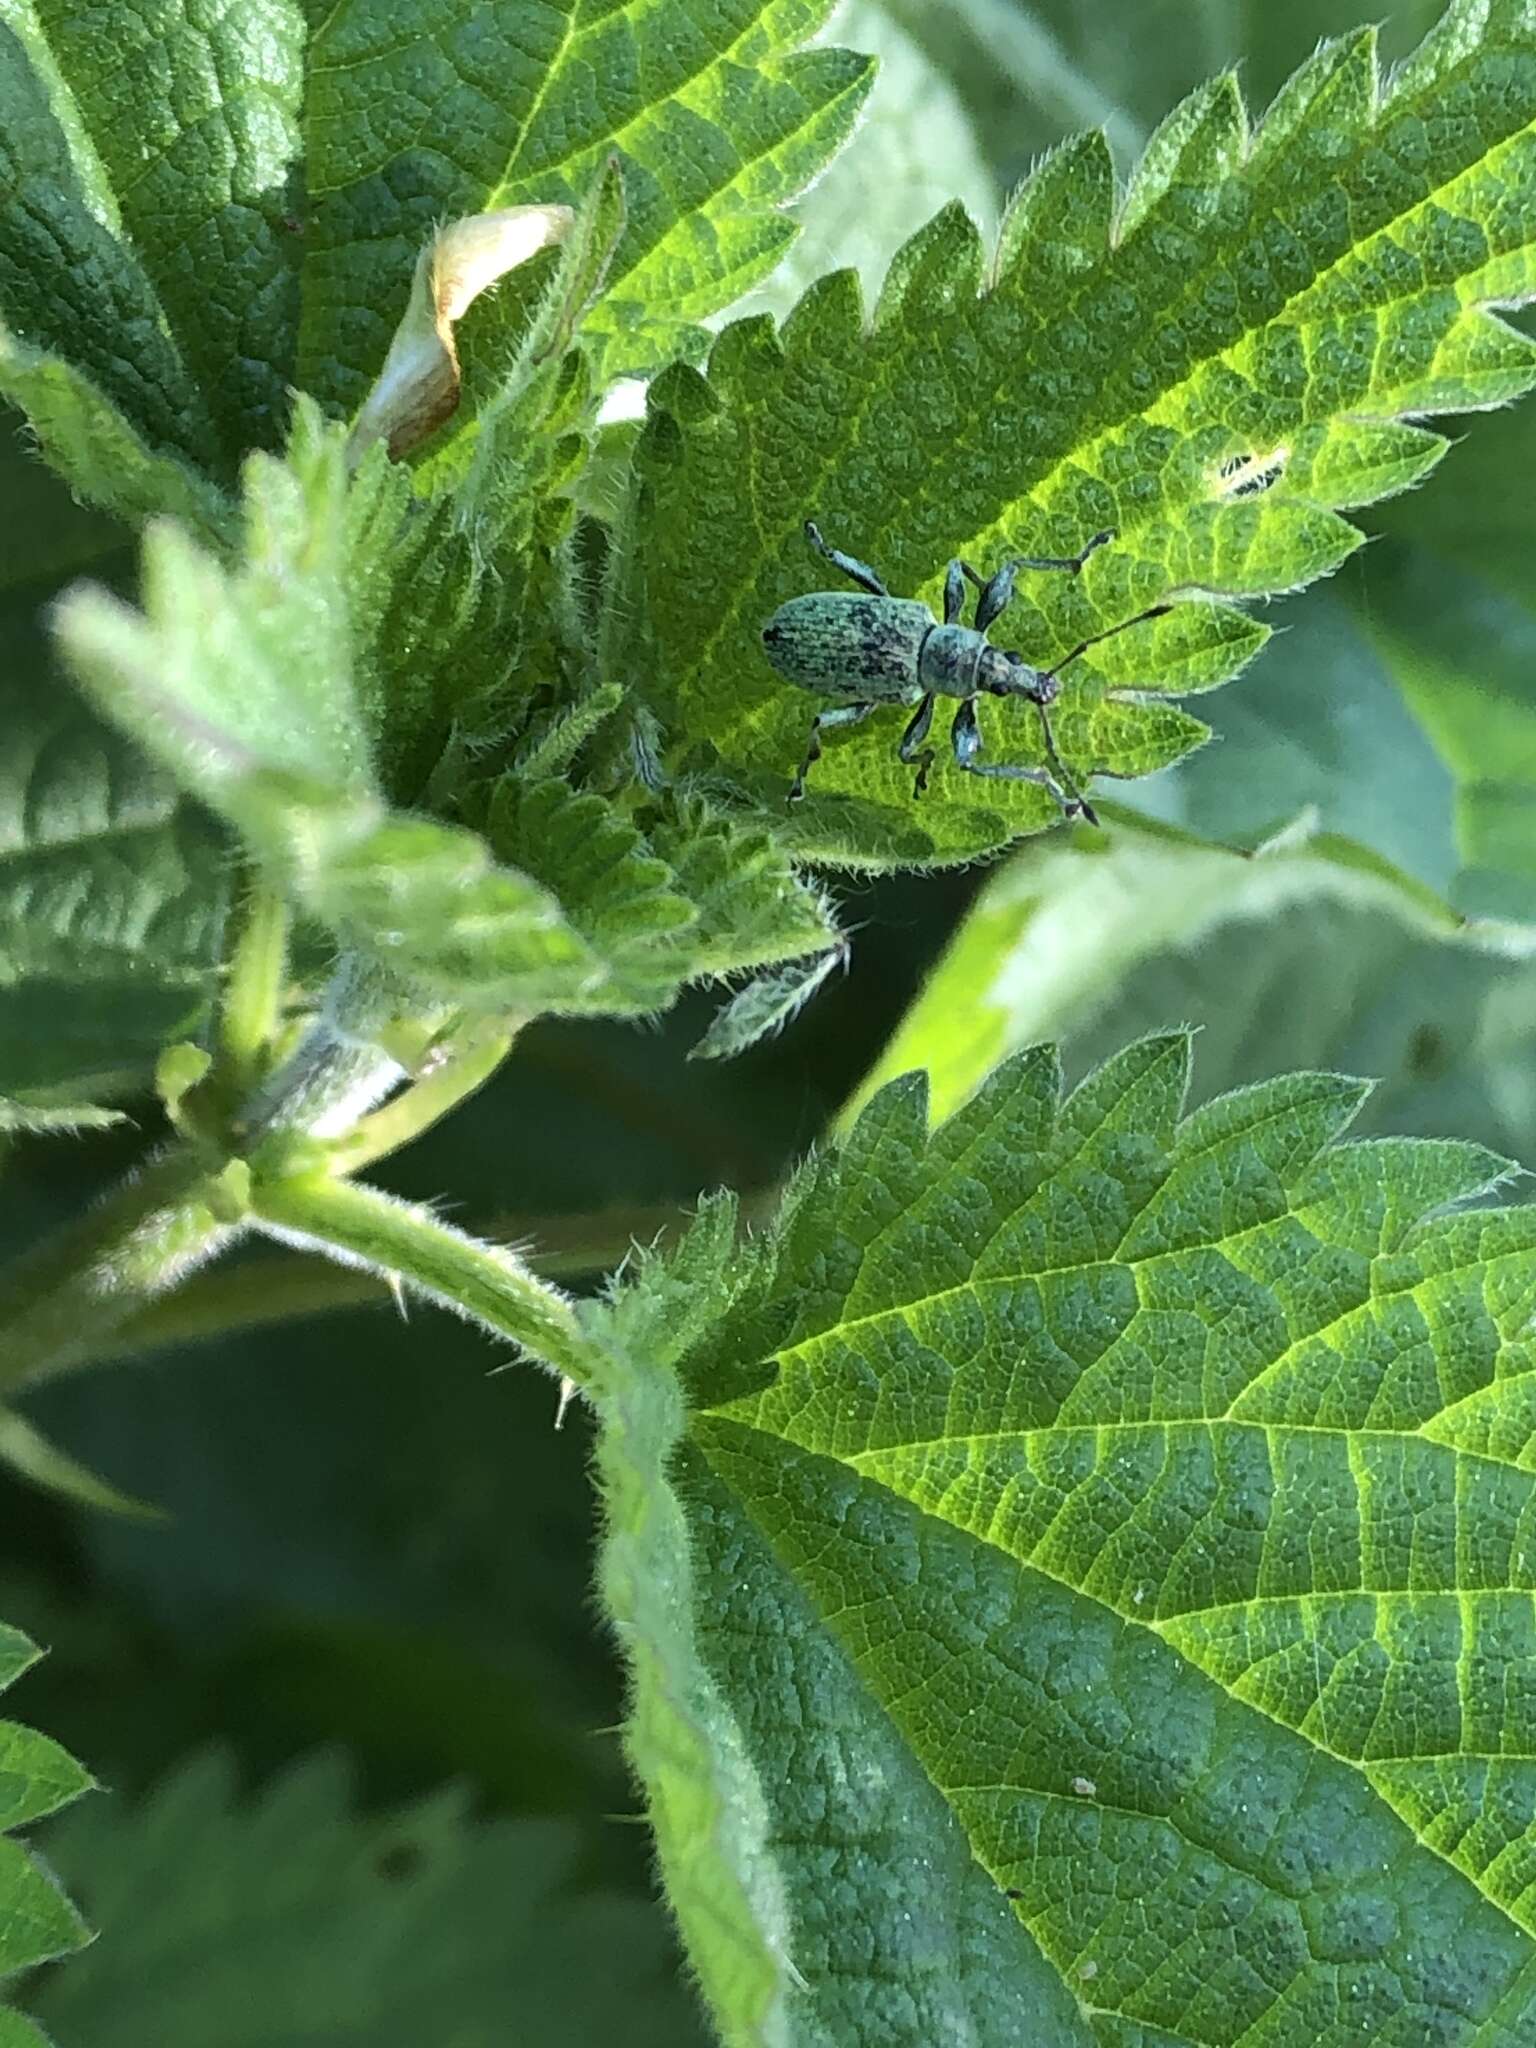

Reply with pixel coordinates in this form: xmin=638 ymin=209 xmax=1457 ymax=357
xmin=1213 ymin=447 xmax=1288 ymax=499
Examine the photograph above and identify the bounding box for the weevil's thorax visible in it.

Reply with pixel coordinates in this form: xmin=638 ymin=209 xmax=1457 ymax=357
xmin=761 ymin=593 xmax=931 ymax=701
xmin=916 ymin=623 xmax=986 ymax=698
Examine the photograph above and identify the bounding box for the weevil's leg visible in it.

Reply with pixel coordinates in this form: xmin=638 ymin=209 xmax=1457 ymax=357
xmin=973 ymin=530 xmax=1119 ymax=633
xmin=1041 ymin=602 xmax=1172 ymax=683
xmin=943 ymin=561 xmax=967 ymax=625
xmin=898 ymin=693 xmax=937 ymax=796
xmin=950 ymin=697 xmax=1099 ymax=825
xmin=1009 ymin=528 xmax=1116 ymax=575
xmin=788 ymin=700 xmax=876 ymax=804
xmin=804 ymin=521 xmax=888 ymax=597
xmin=975 ymin=560 xmax=1020 ymax=633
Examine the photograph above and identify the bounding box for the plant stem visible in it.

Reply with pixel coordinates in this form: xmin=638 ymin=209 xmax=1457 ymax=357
xmin=236 ymin=952 xmax=421 ymax=1149
xmin=327 ymin=1022 xmax=517 ymax=1174
xmin=0 ymin=1148 xmax=239 ymax=1392
xmin=213 ymin=874 xmax=290 ymax=1100
xmin=252 ymin=1173 xmax=600 ymax=1390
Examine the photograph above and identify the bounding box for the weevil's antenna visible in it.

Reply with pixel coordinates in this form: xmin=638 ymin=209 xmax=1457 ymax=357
xmin=1034 ymin=599 xmax=1174 ymax=824
xmin=1033 ymin=696 xmax=1099 ymax=827
xmin=1041 ymin=602 xmax=1172 ymax=687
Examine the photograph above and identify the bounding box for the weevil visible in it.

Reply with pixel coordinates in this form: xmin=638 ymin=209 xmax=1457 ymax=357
xmin=761 ymin=521 xmax=1170 ymax=820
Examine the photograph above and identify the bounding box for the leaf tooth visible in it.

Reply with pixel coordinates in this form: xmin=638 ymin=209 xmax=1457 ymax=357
xmin=1253 ymin=27 xmax=1379 ymax=164
xmin=995 ymin=130 xmax=1115 ymax=291
xmin=779 ymin=266 xmax=864 ymax=359
xmin=707 ymin=310 xmax=783 ymax=389
xmin=1293 ymin=1136 xmax=1521 ymax=1254
xmin=647 ymin=361 xmax=721 ymax=430
xmin=1117 ymin=73 xmax=1249 ymax=245
xmin=1386 ymin=0 xmax=1505 ymax=103
xmin=931 ymin=1042 xmax=1062 ymax=1162
xmin=1178 ymin=1071 xmax=1374 ymax=1177
xmin=872 ymin=200 xmax=985 ymax=334
xmin=1059 ymin=1031 xmax=1192 ymax=1152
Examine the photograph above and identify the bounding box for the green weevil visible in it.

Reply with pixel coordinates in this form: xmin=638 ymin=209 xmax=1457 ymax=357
xmin=761 ymin=521 xmax=1170 ymax=820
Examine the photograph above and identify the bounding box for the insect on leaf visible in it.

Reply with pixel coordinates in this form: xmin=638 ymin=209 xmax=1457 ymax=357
xmin=622 ymin=1 xmax=1536 ymax=868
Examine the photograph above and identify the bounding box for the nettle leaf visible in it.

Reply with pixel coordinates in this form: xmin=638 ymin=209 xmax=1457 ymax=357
xmin=622 ymin=2 xmax=1536 ymax=868
xmin=728 ymin=0 xmax=997 ymax=328
xmin=0 ymin=0 xmax=869 ymax=504
xmin=302 ymin=0 xmax=872 ymax=401
xmin=850 ymin=809 xmax=1536 ymax=1134
xmin=0 ymin=1623 xmax=92 ymax=2036
xmin=0 ymin=583 xmax=223 ymax=1098
xmin=28 ymin=1751 xmax=704 ymax=2047
xmin=476 ymin=779 xmax=840 ymax=1019
xmin=597 ymin=1034 xmax=1536 ymax=2043
xmin=53 ymin=403 xmax=837 ymax=1023
xmin=51 ymin=404 xmax=611 ymax=1015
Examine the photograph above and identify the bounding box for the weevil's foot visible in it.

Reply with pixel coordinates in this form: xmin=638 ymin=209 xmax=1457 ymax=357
xmin=1064 ymin=796 xmax=1100 ymax=827
xmin=787 ymin=782 xmax=806 ymax=807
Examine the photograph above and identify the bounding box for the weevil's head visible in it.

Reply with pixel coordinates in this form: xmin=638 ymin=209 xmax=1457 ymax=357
xmin=982 ymin=648 xmax=1056 ymax=702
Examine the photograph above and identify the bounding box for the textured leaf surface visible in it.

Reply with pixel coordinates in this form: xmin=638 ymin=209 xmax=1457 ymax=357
xmin=622 ymin=2 xmax=1536 ymax=867
xmin=728 ymin=0 xmax=996 ymax=326
xmin=0 ymin=0 xmax=868 ymax=498
xmin=851 ymin=810 xmax=1536 ymax=1133
xmin=29 ymin=1751 xmax=703 ymax=2046
xmin=0 ymin=576 xmax=222 ymax=1097
xmin=593 ymin=1232 xmax=795 ymax=2048
xmin=304 ymin=0 xmax=872 ymax=399
xmin=53 ymin=407 xmax=837 ymax=1022
xmin=601 ymin=1034 xmax=1536 ymax=2041
xmin=0 ymin=1621 xmax=91 ymax=2034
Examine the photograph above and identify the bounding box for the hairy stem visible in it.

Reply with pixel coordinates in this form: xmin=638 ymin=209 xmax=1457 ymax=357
xmin=213 ymin=873 xmax=291 ymax=1102
xmin=252 ymin=1173 xmax=600 ymax=1390
xmin=0 ymin=1148 xmax=240 ymax=1392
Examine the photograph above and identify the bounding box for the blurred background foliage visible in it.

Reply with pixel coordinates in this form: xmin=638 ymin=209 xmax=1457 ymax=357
xmin=6 ymin=1 xmax=1536 ymax=2037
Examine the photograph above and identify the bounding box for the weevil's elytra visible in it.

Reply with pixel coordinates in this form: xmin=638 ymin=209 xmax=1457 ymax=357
xmin=762 ymin=596 xmax=932 ymax=697
xmin=761 ymin=520 xmax=1171 ymax=817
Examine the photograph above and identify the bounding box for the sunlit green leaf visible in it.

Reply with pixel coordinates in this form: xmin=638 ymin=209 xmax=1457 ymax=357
xmin=602 ymin=1033 xmax=1536 ymax=2040
xmin=851 ymin=809 xmax=1536 ymax=1136
xmin=622 ymin=5 xmax=1536 ymax=867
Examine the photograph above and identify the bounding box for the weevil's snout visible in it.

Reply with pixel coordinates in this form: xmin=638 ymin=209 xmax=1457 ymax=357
xmin=983 ymin=648 xmax=1055 ymax=701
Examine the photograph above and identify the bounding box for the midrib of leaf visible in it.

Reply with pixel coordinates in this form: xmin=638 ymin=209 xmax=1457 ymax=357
xmin=482 ymin=0 xmax=816 ymax=194
xmin=301 ymin=0 xmax=869 ymax=400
